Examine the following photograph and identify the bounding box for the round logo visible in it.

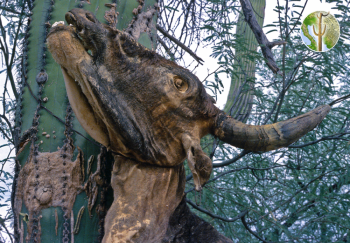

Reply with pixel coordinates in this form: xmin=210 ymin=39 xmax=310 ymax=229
xmin=300 ymin=11 xmax=340 ymax=52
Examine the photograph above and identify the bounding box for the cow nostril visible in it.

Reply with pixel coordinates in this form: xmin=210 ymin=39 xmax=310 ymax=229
xmin=65 ymin=12 xmax=76 ymax=25
xmin=85 ymin=13 xmax=96 ymax=23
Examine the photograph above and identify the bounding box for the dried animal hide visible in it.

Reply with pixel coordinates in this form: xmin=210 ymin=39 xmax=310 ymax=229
xmin=14 ymin=140 xmax=84 ymax=242
xmin=103 ymin=155 xmax=185 ymax=242
xmin=46 ymin=8 xmax=330 ymax=242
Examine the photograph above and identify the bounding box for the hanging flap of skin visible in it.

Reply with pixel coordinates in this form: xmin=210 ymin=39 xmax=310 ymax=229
xmin=61 ymin=67 xmax=110 ymax=147
xmin=182 ymin=134 xmax=212 ymax=191
xmin=47 ymin=24 xmax=110 ymax=148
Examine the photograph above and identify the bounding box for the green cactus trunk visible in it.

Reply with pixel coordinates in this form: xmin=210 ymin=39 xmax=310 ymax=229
xmin=14 ymin=1 xmax=156 ymax=242
xmin=224 ymin=0 xmax=265 ymax=122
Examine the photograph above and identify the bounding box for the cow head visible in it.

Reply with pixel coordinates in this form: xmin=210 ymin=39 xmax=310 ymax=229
xmin=47 ymin=9 xmax=330 ymax=191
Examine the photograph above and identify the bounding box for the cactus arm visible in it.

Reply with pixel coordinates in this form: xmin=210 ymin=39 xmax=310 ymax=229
xmin=322 ymin=25 xmax=327 ymax=35
xmin=313 ymin=25 xmax=318 ymax=36
xmin=224 ymin=0 xmax=266 ymax=121
xmin=322 ymin=11 xmax=330 ymax=17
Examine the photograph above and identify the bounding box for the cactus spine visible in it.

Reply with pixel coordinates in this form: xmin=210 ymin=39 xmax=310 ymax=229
xmin=313 ymin=12 xmax=329 ymax=52
xmin=14 ymin=1 xmax=156 ymax=242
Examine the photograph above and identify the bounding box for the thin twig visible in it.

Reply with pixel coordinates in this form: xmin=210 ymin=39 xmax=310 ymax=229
xmin=286 ymin=0 xmax=308 ymax=38
xmin=0 ymin=115 xmax=14 ymax=143
xmin=201 ymin=66 xmax=222 ymax=83
xmin=0 ymin=15 xmax=19 ymax=99
xmin=259 ymin=172 xmax=327 ymax=220
xmin=0 ymin=6 xmax=28 ymax=16
xmin=209 ymin=164 xmax=285 ymax=184
xmin=213 ymin=150 xmax=251 ymax=168
xmin=329 ymin=94 xmax=350 ymax=106
xmin=0 ymin=147 xmax=14 ymax=178
xmin=288 ymin=132 xmax=350 ymax=148
xmin=186 ymin=164 xmax=285 ymax=193
xmin=263 ymin=56 xmax=306 ymax=124
xmin=157 ymin=24 xmax=204 ymax=64
xmin=157 ymin=35 xmax=175 ymax=61
xmin=186 ymin=199 xmax=248 ymax=222
xmin=241 ymin=215 xmax=272 ymax=243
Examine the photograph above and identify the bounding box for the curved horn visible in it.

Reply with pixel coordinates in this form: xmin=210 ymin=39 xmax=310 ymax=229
xmin=213 ymin=105 xmax=331 ymax=152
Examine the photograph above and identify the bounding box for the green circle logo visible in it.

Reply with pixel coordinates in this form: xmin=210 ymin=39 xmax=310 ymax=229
xmin=300 ymin=11 xmax=340 ymax=52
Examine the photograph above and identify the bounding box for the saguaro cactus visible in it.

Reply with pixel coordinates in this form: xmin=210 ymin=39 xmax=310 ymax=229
xmin=313 ymin=11 xmax=329 ymax=52
xmin=224 ymin=0 xmax=266 ymax=122
xmin=14 ymin=1 xmax=156 ymax=242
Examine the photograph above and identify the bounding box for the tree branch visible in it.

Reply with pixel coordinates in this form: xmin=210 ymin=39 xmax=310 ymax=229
xmin=157 ymin=34 xmax=175 ymax=61
xmin=186 ymin=164 xmax=285 ymax=193
xmin=282 ymin=167 xmax=350 ymax=229
xmin=259 ymin=172 xmax=327 ymax=220
xmin=0 ymin=147 xmax=14 ymax=178
xmin=186 ymin=198 xmax=248 ymax=222
xmin=239 ymin=0 xmax=286 ymax=74
xmin=0 ymin=216 xmax=14 ymax=243
xmin=288 ymin=132 xmax=350 ymax=148
xmin=0 ymin=124 xmax=13 ymax=144
xmin=0 ymin=6 xmax=28 ymax=16
xmin=241 ymin=215 xmax=272 ymax=243
xmin=212 ymin=149 xmax=251 ymax=168
xmin=209 ymin=164 xmax=285 ymax=184
xmin=263 ymin=56 xmax=306 ymax=124
xmin=157 ymin=24 xmax=204 ymax=64
xmin=286 ymin=0 xmax=308 ymax=38
xmin=329 ymin=94 xmax=350 ymax=106
xmin=0 ymin=14 xmax=19 ymax=98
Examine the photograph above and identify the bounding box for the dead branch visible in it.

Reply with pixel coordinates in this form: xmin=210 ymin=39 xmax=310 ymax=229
xmin=239 ymin=0 xmax=286 ymax=74
xmin=186 ymin=199 xmax=248 ymax=222
xmin=156 ymin=24 xmax=204 ymax=64
xmin=213 ymin=150 xmax=251 ymax=168
xmin=157 ymin=34 xmax=175 ymax=61
xmin=241 ymin=215 xmax=272 ymax=243
xmin=0 ymin=6 xmax=28 ymax=16
xmin=286 ymin=0 xmax=308 ymax=38
xmin=288 ymin=132 xmax=350 ymax=149
xmin=329 ymin=94 xmax=350 ymax=106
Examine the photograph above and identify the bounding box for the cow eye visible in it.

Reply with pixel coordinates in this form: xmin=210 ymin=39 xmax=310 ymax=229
xmin=174 ymin=76 xmax=188 ymax=93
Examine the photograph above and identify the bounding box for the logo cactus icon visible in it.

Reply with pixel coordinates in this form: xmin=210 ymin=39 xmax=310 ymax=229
xmin=301 ymin=11 xmax=340 ymax=52
xmin=313 ymin=12 xmax=329 ymax=52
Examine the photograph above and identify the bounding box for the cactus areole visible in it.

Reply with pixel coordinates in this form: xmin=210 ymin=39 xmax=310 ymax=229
xmin=46 ymin=8 xmax=331 ymax=243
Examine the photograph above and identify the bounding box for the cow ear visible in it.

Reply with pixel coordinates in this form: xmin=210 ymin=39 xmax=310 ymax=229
xmin=182 ymin=134 xmax=212 ymax=191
